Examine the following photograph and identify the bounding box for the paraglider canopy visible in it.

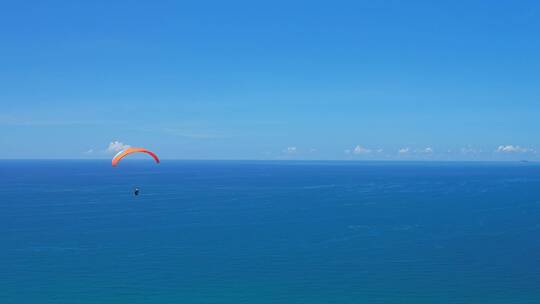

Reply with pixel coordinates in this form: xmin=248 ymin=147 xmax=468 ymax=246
xmin=112 ymin=147 xmax=160 ymax=166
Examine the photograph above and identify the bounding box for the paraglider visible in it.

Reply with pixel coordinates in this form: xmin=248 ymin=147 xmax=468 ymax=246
xmin=112 ymin=147 xmax=160 ymax=166
xmin=112 ymin=147 xmax=159 ymax=196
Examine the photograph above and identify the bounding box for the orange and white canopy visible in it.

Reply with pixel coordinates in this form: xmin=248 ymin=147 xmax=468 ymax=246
xmin=112 ymin=147 xmax=160 ymax=166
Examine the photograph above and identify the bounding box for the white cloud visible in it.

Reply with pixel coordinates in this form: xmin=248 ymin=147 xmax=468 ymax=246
xmin=107 ymin=140 xmax=130 ymax=153
xmin=84 ymin=149 xmax=94 ymax=154
xmin=283 ymin=146 xmax=297 ymax=154
xmin=421 ymin=147 xmax=434 ymax=153
xmin=353 ymin=145 xmax=371 ymax=154
xmin=398 ymin=147 xmax=410 ymax=154
xmin=496 ymin=145 xmax=531 ymax=153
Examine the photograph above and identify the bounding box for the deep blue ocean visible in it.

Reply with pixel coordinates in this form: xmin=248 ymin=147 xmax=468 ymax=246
xmin=1 ymin=160 xmax=540 ymax=303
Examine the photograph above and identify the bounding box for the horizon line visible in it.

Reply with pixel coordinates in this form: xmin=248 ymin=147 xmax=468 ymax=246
xmin=0 ymin=158 xmax=536 ymax=163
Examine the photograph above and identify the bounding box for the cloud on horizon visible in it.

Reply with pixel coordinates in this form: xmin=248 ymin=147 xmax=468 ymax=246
xmin=107 ymin=141 xmax=131 ymax=153
xmin=422 ymin=147 xmax=434 ymax=153
xmin=496 ymin=145 xmax=532 ymax=153
xmin=398 ymin=147 xmax=410 ymax=154
xmin=353 ymin=145 xmax=371 ymax=154
xmin=283 ymin=146 xmax=297 ymax=154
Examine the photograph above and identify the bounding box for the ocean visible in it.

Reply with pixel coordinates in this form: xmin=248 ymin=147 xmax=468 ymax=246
xmin=1 ymin=160 xmax=540 ymax=303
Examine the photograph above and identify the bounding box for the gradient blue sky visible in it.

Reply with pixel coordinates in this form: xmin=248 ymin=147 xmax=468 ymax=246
xmin=1 ymin=1 xmax=539 ymax=160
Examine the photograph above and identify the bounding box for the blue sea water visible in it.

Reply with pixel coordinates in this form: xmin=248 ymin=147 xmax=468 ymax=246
xmin=1 ymin=160 xmax=540 ymax=303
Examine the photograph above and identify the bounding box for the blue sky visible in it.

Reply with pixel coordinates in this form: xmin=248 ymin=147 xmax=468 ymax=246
xmin=1 ymin=0 xmax=539 ymax=160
